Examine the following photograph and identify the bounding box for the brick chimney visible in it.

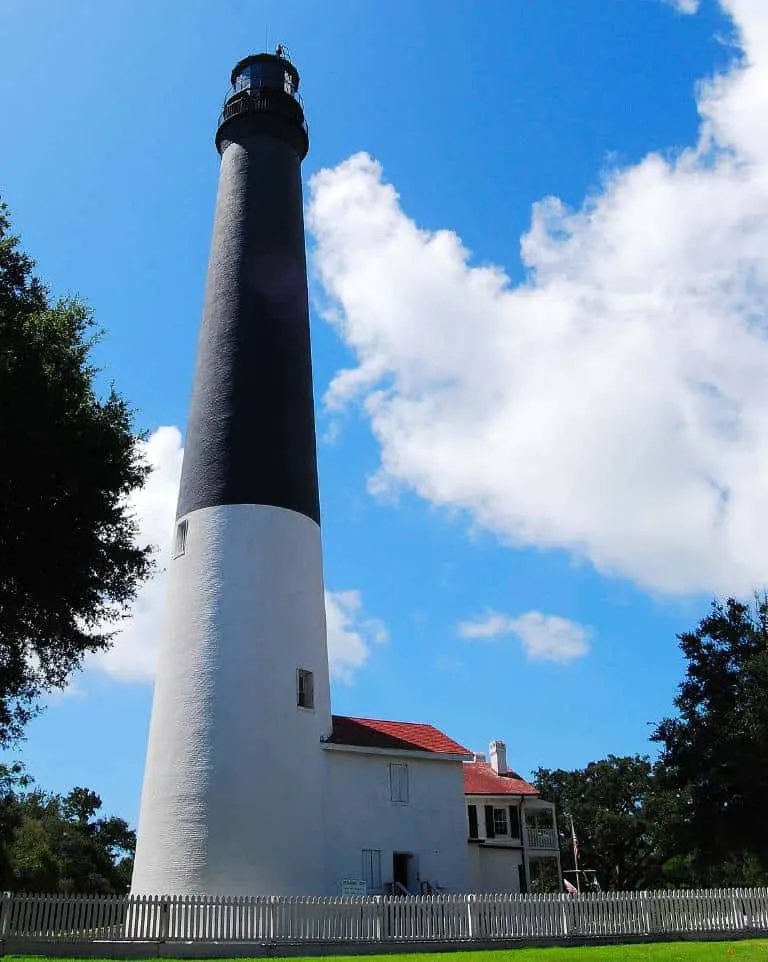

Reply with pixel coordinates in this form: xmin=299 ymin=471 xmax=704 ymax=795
xmin=489 ymin=740 xmax=507 ymax=774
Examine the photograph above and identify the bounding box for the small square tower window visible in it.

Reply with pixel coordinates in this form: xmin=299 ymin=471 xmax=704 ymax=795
xmin=173 ymin=520 xmax=188 ymax=558
xmin=297 ymin=668 xmax=314 ymax=710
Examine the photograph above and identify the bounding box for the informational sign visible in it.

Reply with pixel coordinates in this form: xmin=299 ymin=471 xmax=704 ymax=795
xmin=339 ymin=879 xmax=367 ymax=897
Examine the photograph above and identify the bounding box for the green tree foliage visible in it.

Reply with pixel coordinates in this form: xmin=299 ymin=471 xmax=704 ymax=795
xmin=528 ymin=857 xmax=562 ymax=894
xmin=0 ymin=762 xmax=32 ymax=884
xmin=533 ymin=755 xmax=662 ymax=890
xmin=534 ymin=595 xmax=768 ymax=890
xmin=651 ymin=595 xmax=768 ymax=886
xmin=0 ymin=201 xmax=153 ymax=743
xmin=0 ymin=764 xmax=134 ymax=892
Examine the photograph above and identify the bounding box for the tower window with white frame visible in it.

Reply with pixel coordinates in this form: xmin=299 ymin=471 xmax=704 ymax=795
xmin=173 ymin=519 xmax=188 ymax=558
xmin=296 ymin=668 xmax=314 ymax=709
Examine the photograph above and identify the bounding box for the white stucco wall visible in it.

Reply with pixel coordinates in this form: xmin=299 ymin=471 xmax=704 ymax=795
xmin=322 ymin=748 xmax=469 ymax=896
xmin=467 ymin=844 xmax=482 ymax=892
xmin=469 ymin=846 xmax=524 ymax=894
xmin=132 ymin=504 xmax=331 ymax=896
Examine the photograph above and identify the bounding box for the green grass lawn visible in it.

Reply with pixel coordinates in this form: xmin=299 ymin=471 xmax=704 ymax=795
xmin=7 ymin=944 xmax=768 ymax=962
xmin=372 ymin=948 xmax=768 ymax=961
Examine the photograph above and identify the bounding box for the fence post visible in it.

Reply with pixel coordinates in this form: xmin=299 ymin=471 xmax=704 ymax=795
xmin=159 ymin=897 xmax=170 ymax=942
xmin=0 ymin=892 xmax=10 ymax=939
xmin=381 ymin=896 xmax=391 ymax=943
xmin=731 ymin=888 xmax=743 ymax=932
xmin=639 ymin=890 xmax=649 ymax=935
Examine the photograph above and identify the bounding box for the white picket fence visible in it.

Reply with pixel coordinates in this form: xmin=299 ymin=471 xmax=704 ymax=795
xmin=1 ymin=888 xmax=767 ymax=945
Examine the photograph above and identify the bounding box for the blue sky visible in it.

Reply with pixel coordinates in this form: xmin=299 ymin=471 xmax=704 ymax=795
xmin=2 ymin=0 xmax=766 ymax=829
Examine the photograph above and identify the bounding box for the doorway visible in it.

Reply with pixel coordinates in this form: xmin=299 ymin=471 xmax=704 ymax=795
xmin=393 ymin=852 xmax=413 ymax=894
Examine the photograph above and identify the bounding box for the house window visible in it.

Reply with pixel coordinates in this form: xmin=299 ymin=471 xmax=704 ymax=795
xmin=173 ymin=520 xmax=188 ymax=558
xmin=362 ymin=849 xmax=382 ymax=892
xmin=493 ymin=807 xmax=509 ymax=836
xmin=389 ymin=763 xmax=409 ymax=804
xmin=296 ymin=668 xmax=314 ymax=709
xmin=467 ymin=804 xmax=479 ymax=839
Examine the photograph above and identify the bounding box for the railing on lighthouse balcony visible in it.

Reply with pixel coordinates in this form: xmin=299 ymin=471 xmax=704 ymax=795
xmin=216 ymin=47 xmax=309 ymax=151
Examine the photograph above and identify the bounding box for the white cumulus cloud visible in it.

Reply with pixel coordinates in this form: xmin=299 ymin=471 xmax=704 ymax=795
xmin=307 ymin=2 xmax=768 ymax=599
xmin=92 ymin=428 xmax=385 ymax=685
xmin=324 ymin=590 xmax=389 ymax=684
xmin=91 ymin=427 xmax=183 ymax=683
xmin=664 ymin=0 xmax=700 ymax=13
xmin=458 ymin=611 xmax=591 ymax=664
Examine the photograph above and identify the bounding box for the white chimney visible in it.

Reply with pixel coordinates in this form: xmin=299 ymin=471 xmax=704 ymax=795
xmin=489 ymin=740 xmax=507 ymax=774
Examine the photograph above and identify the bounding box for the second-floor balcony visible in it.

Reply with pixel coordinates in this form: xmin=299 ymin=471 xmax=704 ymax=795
xmin=466 ymin=798 xmax=560 ymax=849
xmin=525 ymin=826 xmax=558 ymax=850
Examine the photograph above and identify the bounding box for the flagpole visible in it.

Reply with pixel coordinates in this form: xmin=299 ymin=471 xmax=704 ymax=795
xmin=570 ymin=815 xmax=581 ymax=894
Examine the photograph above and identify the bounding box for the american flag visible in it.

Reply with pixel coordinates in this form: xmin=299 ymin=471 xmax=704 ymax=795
xmin=571 ymin=816 xmax=580 ymax=863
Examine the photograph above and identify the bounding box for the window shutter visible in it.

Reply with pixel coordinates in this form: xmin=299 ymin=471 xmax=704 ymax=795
xmin=509 ymin=805 xmax=521 ymax=838
xmin=468 ymin=804 xmax=478 ymax=839
xmin=484 ymin=805 xmax=495 ymax=838
xmin=390 ymin=763 xmax=409 ymax=803
xmin=362 ymin=849 xmax=382 ymax=891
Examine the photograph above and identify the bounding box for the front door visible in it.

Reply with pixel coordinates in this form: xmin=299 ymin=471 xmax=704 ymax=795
xmin=393 ymin=852 xmax=412 ymax=893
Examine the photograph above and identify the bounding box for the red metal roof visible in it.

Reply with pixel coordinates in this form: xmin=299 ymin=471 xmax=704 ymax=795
xmin=327 ymin=715 xmax=471 ymax=756
xmin=463 ymin=760 xmax=539 ymax=796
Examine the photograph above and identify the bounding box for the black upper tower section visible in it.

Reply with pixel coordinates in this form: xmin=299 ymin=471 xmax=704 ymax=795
xmin=176 ymin=49 xmax=320 ymax=525
xmin=216 ymin=52 xmax=309 ymax=159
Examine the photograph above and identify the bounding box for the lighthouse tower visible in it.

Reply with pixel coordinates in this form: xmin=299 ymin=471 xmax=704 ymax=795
xmin=132 ymin=50 xmax=331 ymax=896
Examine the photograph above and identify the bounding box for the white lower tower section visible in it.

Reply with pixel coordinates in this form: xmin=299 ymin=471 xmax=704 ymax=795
xmin=132 ymin=503 xmax=331 ymax=896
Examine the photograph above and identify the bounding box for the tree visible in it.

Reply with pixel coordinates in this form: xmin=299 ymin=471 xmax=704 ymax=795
xmin=0 ymin=762 xmax=32 ymax=883
xmin=533 ymin=755 xmax=663 ymax=891
xmin=0 ymin=200 xmax=153 ymax=743
xmin=651 ymin=595 xmax=768 ymax=885
xmin=0 ymin=773 xmax=135 ymax=893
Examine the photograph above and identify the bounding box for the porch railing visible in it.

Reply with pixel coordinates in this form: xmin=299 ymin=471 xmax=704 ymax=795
xmin=525 ymin=826 xmax=558 ymax=849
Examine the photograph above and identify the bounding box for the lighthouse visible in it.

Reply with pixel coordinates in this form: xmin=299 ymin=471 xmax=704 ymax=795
xmin=132 ymin=50 xmax=332 ymax=896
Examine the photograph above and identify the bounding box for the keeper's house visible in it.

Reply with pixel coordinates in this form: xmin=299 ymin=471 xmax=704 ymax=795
xmin=322 ymin=719 xmax=561 ymax=895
